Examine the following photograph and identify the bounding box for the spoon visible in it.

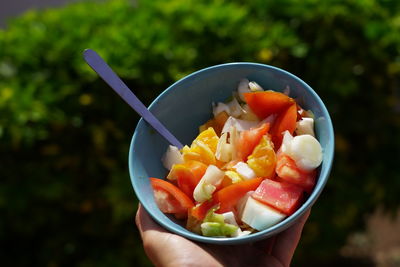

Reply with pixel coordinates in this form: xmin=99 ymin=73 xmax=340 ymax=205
xmin=83 ymin=49 xmax=183 ymax=149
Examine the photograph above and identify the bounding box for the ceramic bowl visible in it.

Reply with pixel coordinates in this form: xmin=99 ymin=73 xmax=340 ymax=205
xmin=129 ymin=63 xmax=334 ymax=245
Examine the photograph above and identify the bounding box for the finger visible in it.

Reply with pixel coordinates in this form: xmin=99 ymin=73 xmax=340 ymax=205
xmin=136 ymin=205 xmax=223 ymax=267
xmin=271 ymin=209 xmax=311 ymax=267
xmin=135 ymin=204 xmax=144 ymax=237
xmin=135 ymin=204 xmax=176 ymax=266
xmin=135 ymin=203 xmax=166 ymax=238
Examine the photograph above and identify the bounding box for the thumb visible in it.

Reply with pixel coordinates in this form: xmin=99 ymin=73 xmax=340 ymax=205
xmin=135 ymin=203 xmax=166 ymax=239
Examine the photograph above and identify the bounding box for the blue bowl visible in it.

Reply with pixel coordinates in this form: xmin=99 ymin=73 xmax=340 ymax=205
xmin=129 ymin=63 xmax=334 ymax=245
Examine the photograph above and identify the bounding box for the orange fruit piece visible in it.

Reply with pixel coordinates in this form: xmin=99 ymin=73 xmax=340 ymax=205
xmin=247 ymin=135 xmax=276 ymax=179
xmin=182 ymin=127 xmax=219 ymax=165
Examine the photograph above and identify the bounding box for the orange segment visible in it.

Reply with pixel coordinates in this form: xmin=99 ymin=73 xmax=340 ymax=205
xmin=190 ymin=141 xmax=216 ymax=165
xmin=182 ymin=128 xmax=219 ymax=165
xmin=193 ymin=127 xmax=219 ymax=153
xmin=182 ymin=145 xmax=202 ymax=162
xmin=247 ymin=135 xmax=276 ymax=178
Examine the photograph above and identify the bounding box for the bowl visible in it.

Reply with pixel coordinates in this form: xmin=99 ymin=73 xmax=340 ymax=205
xmin=129 ymin=62 xmax=334 ymax=245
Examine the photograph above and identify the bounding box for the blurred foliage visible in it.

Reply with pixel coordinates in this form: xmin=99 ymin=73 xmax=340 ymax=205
xmin=1 ymin=0 xmax=400 ymax=266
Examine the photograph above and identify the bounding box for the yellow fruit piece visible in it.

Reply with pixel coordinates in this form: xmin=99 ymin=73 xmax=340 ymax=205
xmin=182 ymin=145 xmax=202 ymax=162
xmin=247 ymin=135 xmax=276 ymax=178
xmin=193 ymin=127 xmax=219 ymax=153
xmin=181 ymin=128 xmax=219 ymax=165
xmin=190 ymin=140 xmax=216 ymax=165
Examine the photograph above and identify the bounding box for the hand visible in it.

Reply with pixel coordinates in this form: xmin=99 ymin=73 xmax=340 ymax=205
xmin=135 ymin=204 xmax=310 ymax=267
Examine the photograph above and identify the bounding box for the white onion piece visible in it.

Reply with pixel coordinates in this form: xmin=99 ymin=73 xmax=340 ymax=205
xmin=212 ymin=102 xmax=230 ymax=117
xmin=240 ymin=104 xmax=259 ymax=121
xmin=229 ymin=125 xmax=239 ymax=161
xmin=213 ymin=97 xmax=245 ymax=118
xmin=221 ymin=211 xmax=251 ymax=237
xmin=233 ymin=162 xmax=257 ymax=180
xmin=221 ymin=117 xmax=259 ymax=134
xmin=162 ymin=145 xmax=183 ymax=171
xmin=222 ymin=212 xmax=239 ymax=226
xmin=281 ymin=131 xmax=294 ymax=155
xmin=237 ymin=78 xmax=251 ymax=101
xmin=193 ymin=165 xmax=225 ymax=203
xmin=227 ymin=97 xmax=245 ymax=117
xmin=215 ymin=132 xmax=233 ymax=162
xmin=295 ymin=117 xmax=315 ymax=137
xmin=249 ymin=81 xmax=264 ymax=91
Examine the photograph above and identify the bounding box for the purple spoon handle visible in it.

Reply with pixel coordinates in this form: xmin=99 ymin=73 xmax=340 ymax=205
xmin=83 ymin=49 xmax=183 ymax=149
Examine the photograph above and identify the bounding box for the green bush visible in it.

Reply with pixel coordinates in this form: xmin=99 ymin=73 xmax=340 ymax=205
xmin=1 ymin=0 xmax=400 ymax=265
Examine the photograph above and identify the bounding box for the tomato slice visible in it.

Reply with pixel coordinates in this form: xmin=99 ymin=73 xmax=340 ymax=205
xmin=244 ymin=91 xmax=295 ymax=119
xmin=214 ymin=177 xmax=263 ymax=213
xmin=167 ymin=160 xmax=208 ymax=200
xmin=270 ymin=103 xmax=298 ymax=149
xmin=189 ymin=200 xmax=216 ymax=221
xmin=276 ymin=153 xmax=316 ymax=193
xmin=236 ymin=123 xmax=270 ymax=161
xmin=150 ymin=178 xmax=194 ymax=217
xmin=252 ymin=179 xmax=303 ymax=215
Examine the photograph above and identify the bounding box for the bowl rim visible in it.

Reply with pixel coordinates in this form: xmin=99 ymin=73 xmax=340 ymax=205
xmin=129 ymin=62 xmax=334 ymax=245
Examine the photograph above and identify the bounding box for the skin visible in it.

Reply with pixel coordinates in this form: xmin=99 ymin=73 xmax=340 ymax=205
xmin=135 ymin=204 xmax=310 ymax=267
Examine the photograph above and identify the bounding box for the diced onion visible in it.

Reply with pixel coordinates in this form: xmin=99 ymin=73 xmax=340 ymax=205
xmin=227 ymin=97 xmax=245 ymax=117
xmin=221 ymin=117 xmax=259 ymax=134
xmin=221 ymin=211 xmax=250 ymax=237
xmin=213 ymin=97 xmax=246 ymax=118
xmin=295 ymin=117 xmax=315 ymax=137
xmin=233 ymin=162 xmax=257 ymax=180
xmin=248 ymin=81 xmax=264 ymax=91
xmin=237 ymin=78 xmax=251 ymax=101
xmin=212 ymin=102 xmax=230 ymax=117
xmin=193 ymin=165 xmax=225 ymax=202
xmin=239 ymin=104 xmax=259 ymax=121
xmin=161 ymin=145 xmax=184 ymax=170
xmin=215 ymin=132 xmax=233 ymax=162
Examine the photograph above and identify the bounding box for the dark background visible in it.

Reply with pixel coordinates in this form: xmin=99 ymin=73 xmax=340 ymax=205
xmin=1 ymin=0 xmax=400 ymax=266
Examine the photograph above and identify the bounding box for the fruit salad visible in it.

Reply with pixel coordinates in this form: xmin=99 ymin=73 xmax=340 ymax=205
xmin=150 ymin=79 xmax=323 ymax=238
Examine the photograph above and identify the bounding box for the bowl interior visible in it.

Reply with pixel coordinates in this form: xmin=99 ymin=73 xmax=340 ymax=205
xmin=129 ymin=63 xmax=334 ymax=245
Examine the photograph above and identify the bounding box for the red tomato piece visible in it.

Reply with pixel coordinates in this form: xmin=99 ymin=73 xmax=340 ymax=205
xmin=252 ymin=179 xmax=303 ymax=215
xmin=236 ymin=123 xmax=270 ymax=161
xmin=189 ymin=200 xmax=216 ymax=221
xmin=276 ymin=153 xmax=317 ymax=193
xmin=270 ymin=103 xmax=298 ymax=149
xmin=214 ymin=178 xmax=263 ymax=213
xmin=150 ymin=178 xmax=194 ymax=217
xmin=244 ymin=91 xmax=295 ymax=119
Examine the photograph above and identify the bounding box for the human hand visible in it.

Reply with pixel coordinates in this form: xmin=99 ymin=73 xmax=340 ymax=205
xmin=135 ymin=204 xmax=310 ymax=267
